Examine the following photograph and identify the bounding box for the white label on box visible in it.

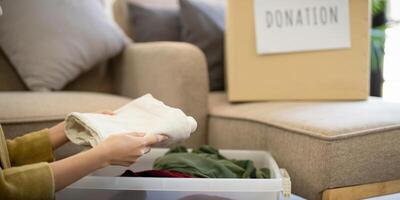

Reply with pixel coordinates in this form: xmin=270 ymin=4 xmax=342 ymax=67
xmin=254 ymin=0 xmax=351 ymax=54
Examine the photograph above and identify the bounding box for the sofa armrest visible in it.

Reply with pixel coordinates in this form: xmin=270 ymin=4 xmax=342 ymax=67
xmin=112 ymin=42 xmax=209 ymax=147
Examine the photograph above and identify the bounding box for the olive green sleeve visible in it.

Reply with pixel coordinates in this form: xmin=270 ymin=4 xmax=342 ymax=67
xmin=0 ymin=162 xmax=54 ymax=200
xmin=6 ymin=129 xmax=54 ymax=166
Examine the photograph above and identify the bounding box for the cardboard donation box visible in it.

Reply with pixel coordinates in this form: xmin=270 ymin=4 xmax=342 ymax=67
xmin=225 ymin=0 xmax=370 ymax=102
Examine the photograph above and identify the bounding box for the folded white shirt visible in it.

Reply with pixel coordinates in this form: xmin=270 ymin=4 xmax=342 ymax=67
xmin=64 ymin=94 xmax=197 ymax=147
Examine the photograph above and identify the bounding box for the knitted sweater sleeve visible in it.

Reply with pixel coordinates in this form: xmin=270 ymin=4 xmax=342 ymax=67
xmin=6 ymin=129 xmax=54 ymax=166
xmin=0 ymin=162 xmax=54 ymax=200
xmin=0 ymin=129 xmax=55 ymax=199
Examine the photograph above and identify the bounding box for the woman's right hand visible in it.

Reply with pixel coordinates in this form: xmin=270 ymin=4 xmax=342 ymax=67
xmin=94 ymin=133 xmax=167 ymax=167
xmin=51 ymin=132 xmax=167 ymax=191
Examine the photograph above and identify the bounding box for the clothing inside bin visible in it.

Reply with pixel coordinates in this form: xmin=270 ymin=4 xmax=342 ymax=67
xmin=179 ymin=195 xmax=233 ymax=200
xmin=120 ymin=169 xmax=192 ymax=178
xmin=153 ymin=145 xmax=270 ymax=179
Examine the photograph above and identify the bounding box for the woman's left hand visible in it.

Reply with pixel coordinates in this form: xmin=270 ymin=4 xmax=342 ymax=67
xmin=49 ymin=110 xmax=115 ymax=150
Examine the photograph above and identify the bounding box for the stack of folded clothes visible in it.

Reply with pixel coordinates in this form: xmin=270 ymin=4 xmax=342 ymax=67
xmin=65 ymin=94 xmax=197 ymax=147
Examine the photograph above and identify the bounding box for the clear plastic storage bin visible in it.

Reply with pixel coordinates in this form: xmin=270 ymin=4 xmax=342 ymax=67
xmin=56 ymin=148 xmax=291 ymax=200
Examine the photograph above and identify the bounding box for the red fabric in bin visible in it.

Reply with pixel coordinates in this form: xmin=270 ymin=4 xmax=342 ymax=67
xmin=120 ymin=170 xmax=192 ymax=178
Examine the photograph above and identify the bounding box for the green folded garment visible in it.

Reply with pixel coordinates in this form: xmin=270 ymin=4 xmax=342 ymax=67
xmin=153 ymin=145 xmax=270 ymax=179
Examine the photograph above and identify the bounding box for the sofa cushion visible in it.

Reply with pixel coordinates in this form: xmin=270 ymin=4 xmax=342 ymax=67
xmin=0 ymin=0 xmax=128 ymax=91
xmin=127 ymin=2 xmax=181 ymax=42
xmin=0 ymin=48 xmax=27 ymax=91
xmin=179 ymin=0 xmax=226 ymax=91
xmin=63 ymin=62 xmax=114 ymax=94
xmin=208 ymin=92 xmax=400 ymax=200
xmin=209 ymin=92 xmax=400 ymax=140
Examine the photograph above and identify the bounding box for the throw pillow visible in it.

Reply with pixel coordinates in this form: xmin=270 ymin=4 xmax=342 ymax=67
xmin=127 ymin=2 xmax=181 ymax=42
xmin=0 ymin=0 xmax=128 ymax=91
xmin=179 ymin=0 xmax=226 ymax=91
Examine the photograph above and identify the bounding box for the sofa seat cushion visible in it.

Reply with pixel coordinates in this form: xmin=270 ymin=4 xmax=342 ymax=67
xmin=0 ymin=92 xmax=130 ymax=125
xmin=0 ymin=92 xmax=130 ymax=159
xmin=208 ymin=92 xmax=400 ymax=200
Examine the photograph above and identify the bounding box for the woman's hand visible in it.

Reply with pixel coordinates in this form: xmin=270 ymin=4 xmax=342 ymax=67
xmin=51 ymin=132 xmax=166 ymax=191
xmin=48 ymin=110 xmax=115 ymax=150
xmin=94 ymin=133 xmax=167 ymax=167
xmin=49 ymin=110 xmax=169 ymax=191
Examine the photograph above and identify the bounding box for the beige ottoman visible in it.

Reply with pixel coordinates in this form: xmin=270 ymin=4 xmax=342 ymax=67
xmin=208 ymin=92 xmax=400 ymax=200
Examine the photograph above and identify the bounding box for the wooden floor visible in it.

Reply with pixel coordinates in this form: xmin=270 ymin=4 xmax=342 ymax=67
xmin=322 ymin=179 xmax=400 ymax=200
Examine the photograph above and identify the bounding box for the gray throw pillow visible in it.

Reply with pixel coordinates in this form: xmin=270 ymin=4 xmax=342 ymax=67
xmin=0 ymin=0 xmax=128 ymax=91
xmin=179 ymin=0 xmax=226 ymax=91
xmin=127 ymin=2 xmax=181 ymax=42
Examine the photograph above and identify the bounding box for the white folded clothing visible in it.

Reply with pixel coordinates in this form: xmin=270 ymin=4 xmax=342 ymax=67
xmin=64 ymin=94 xmax=197 ymax=147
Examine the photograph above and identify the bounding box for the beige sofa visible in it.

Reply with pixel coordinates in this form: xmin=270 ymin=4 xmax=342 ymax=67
xmin=1 ymin=1 xmax=400 ymax=199
xmin=0 ymin=41 xmax=209 ymax=157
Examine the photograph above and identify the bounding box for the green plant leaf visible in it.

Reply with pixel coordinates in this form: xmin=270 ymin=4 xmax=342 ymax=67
xmin=372 ymin=0 xmax=386 ymax=16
